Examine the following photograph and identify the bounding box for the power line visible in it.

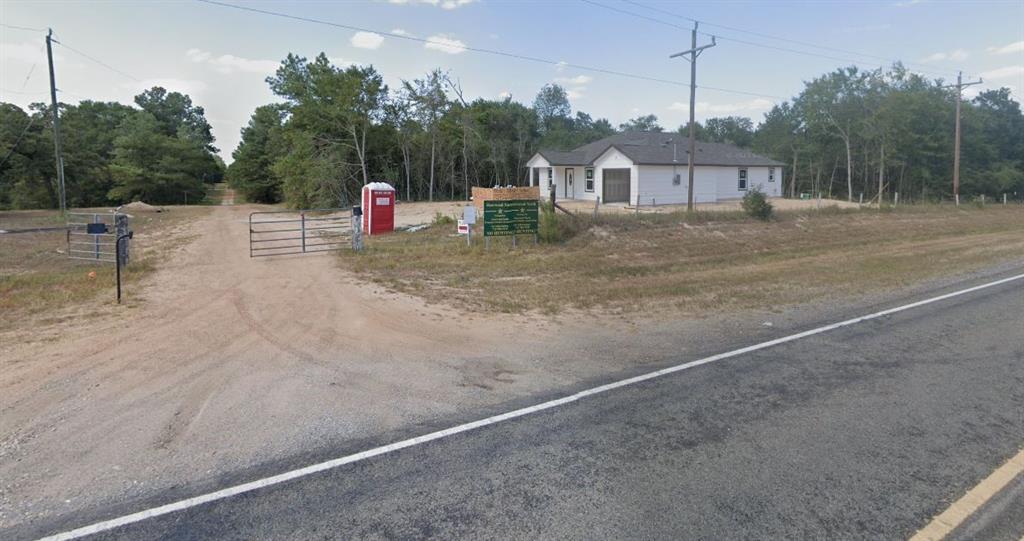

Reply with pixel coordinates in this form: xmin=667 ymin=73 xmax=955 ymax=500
xmin=195 ymin=0 xmax=787 ymax=101
xmin=53 ymin=39 xmax=141 ymax=82
xmin=1 ymin=23 xmax=47 ymax=32
xmin=0 ymin=115 xmax=39 ymax=169
xmin=614 ymin=0 xmax=966 ymax=78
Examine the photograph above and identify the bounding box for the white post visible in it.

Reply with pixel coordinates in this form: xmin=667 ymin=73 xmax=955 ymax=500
xmin=895 ymin=192 xmax=899 ymax=207
xmin=955 ymin=193 xmax=960 ymax=206
xmin=1003 ymin=193 xmax=1007 ymax=205
xmin=981 ymin=194 xmax=985 ymax=206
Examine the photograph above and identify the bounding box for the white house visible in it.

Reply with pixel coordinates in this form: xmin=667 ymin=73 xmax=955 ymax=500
xmin=525 ymin=131 xmax=784 ymax=205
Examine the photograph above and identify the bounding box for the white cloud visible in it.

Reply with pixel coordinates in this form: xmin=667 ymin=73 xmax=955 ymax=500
xmin=498 ymin=90 xmax=511 ymax=99
xmin=566 ymin=88 xmax=584 ymax=100
xmin=186 ymin=48 xmax=279 ymax=75
xmin=922 ymin=49 xmax=969 ymax=63
xmin=987 ymin=41 xmax=1024 ymax=55
xmin=980 ymin=65 xmax=1024 ymax=80
xmin=669 ymin=98 xmax=773 ymax=115
xmin=555 ymin=75 xmax=592 ymax=85
xmin=391 ymin=28 xmax=412 ymax=37
xmin=351 ymin=31 xmax=384 ymax=50
xmin=388 ymin=0 xmax=477 ymax=9
xmin=555 ymin=61 xmax=568 ymax=72
xmin=424 ymin=34 xmax=466 ymax=54
xmin=894 ymin=0 xmax=926 ymax=6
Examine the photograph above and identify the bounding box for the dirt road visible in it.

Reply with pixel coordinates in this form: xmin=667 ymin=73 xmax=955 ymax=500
xmin=0 ymin=204 xmax=571 ymax=530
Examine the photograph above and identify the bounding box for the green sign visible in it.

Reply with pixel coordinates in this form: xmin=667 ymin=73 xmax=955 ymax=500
xmin=483 ymin=200 xmax=539 ymax=237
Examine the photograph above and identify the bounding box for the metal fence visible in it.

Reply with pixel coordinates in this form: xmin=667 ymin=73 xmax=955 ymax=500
xmin=249 ymin=208 xmax=352 ymax=257
xmin=66 ymin=212 xmax=129 ymax=264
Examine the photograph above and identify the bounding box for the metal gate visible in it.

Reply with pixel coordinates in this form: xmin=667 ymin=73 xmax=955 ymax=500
xmin=249 ymin=208 xmax=351 ymax=258
xmin=66 ymin=212 xmax=129 ymax=264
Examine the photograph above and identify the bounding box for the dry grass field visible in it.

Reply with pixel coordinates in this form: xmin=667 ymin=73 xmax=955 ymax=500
xmin=341 ymin=205 xmax=1024 ymax=315
xmin=0 ymin=206 xmax=212 ymax=328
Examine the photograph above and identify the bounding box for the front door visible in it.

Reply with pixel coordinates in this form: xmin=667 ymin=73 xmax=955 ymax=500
xmin=565 ymin=168 xmax=575 ymax=199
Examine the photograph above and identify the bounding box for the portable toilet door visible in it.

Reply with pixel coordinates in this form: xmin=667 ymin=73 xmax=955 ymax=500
xmin=361 ymin=182 xmax=396 ymax=235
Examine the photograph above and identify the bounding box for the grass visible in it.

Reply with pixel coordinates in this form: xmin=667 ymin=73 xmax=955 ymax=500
xmin=339 ymin=204 xmax=1024 ymax=316
xmin=0 ymin=206 xmax=212 ymax=327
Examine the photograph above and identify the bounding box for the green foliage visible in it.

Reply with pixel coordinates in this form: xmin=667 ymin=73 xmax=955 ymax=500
xmin=538 ymin=202 xmax=578 ymax=243
xmin=620 ymin=114 xmax=663 ymax=132
xmin=226 ymin=104 xmax=285 ymax=203
xmin=741 ymin=187 xmax=774 ymax=220
xmin=432 ymin=212 xmax=455 ymax=226
xmin=0 ymin=86 xmax=222 ymax=209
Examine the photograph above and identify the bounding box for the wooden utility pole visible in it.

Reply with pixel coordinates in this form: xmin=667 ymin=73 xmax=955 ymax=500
xmin=670 ymin=23 xmax=715 ymax=212
xmin=45 ymin=28 xmax=66 ymax=214
xmin=943 ymin=71 xmax=982 ymax=205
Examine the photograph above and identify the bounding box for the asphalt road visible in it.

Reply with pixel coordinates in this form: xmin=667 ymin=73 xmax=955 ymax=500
xmin=26 ymin=276 xmax=1024 ymax=540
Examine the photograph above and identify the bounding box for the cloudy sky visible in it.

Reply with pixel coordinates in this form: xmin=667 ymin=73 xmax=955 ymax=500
xmin=2 ymin=0 xmax=1022 ymax=163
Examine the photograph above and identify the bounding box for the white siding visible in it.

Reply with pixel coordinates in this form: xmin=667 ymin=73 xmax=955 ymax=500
xmin=713 ymin=166 xmax=782 ymax=199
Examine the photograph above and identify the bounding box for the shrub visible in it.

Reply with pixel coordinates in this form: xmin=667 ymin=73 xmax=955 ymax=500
xmin=741 ymin=187 xmax=774 ymax=221
xmin=538 ymin=202 xmax=580 ymax=243
xmin=432 ymin=212 xmax=455 ymax=226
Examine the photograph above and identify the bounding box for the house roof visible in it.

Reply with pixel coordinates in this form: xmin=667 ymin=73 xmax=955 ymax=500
xmin=536 ymin=131 xmax=785 ymax=167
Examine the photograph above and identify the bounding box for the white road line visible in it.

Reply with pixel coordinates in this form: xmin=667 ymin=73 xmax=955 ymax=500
xmin=39 ymin=273 xmax=1024 ymax=541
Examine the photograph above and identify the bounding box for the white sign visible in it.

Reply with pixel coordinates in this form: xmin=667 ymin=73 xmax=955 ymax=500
xmin=457 ymin=220 xmax=469 ymax=234
xmin=375 ymin=197 xmax=390 ymax=206
xmin=463 ymin=206 xmax=476 ymax=225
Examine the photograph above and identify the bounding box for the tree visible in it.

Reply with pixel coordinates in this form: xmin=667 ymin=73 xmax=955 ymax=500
xmin=402 ymin=69 xmax=449 ymax=201
xmin=703 ymin=116 xmax=754 ymax=147
xmin=620 ymin=114 xmax=662 ymax=132
xmin=134 ymin=87 xmax=217 ymax=152
xmin=108 ymin=112 xmax=216 ymax=204
xmin=227 ymin=104 xmax=286 ymax=203
xmin=533 ymin=83 xmax=571 ymax=130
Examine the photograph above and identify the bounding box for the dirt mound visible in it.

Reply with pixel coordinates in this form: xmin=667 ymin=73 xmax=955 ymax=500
xmin=121 ymin=201 xmax=163 ymax=212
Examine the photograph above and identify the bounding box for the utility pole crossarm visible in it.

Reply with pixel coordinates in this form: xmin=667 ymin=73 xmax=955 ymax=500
xmin=669 ymin=36 xmax=717 ymax=60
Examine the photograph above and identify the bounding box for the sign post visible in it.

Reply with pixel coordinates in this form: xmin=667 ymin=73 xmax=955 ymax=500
xmin=483 ymin=200 xmax=539 ymax=248
xmin=462 ymin=206 xmax=476 ymax=246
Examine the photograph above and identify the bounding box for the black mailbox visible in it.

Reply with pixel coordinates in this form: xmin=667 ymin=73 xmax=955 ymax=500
xmin=86 ymin=223 xmax=109 ymax=234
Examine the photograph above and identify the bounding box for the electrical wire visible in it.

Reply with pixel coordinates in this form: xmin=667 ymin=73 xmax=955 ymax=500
xmin=195 ymin=0 xmax=788 ymax=100
xmin=1 ymin=23 xmax=47 ymax=32
xmin=53 ymin=40 xmax=141 ymax=82
xmin=0 ymin=115 xmax=39 ymax=169
xmin=617 ymin=0 xmax=966 ymax=78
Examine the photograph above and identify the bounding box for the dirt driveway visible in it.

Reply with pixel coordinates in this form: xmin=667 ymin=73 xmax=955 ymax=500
xmin=0 ymin=204 xmax=576 ymax=531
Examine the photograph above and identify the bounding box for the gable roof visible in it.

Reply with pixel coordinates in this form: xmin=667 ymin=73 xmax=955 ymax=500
xmin=536 ymin=131 xmax=785 ymax=167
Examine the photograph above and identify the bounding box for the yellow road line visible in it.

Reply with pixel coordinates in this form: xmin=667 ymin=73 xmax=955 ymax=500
xmin=910 ymin=448 xmax=1024 ymax=541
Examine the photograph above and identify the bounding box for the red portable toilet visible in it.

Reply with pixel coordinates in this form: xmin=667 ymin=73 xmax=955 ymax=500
xmin=361 ymin=182 xmax=396 ymax=235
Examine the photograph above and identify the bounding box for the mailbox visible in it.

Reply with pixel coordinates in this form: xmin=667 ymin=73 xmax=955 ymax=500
xmin=361 ymin=182 xmax=395 ymax=235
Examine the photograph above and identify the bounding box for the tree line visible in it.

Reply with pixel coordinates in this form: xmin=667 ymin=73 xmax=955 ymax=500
xmin=1 ymin=56 xmax=1020 ymax=211
xmin=0 ymin=87 xmax=223 ymax=209
xmin=229 ymin=55 xmax=1022 ymax=207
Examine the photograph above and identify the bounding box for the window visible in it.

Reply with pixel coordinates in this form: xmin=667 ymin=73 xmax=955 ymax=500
xmin=768 ymin=167 xmax=775 ymax=183
xmin=585 ymin=168 xmax=594 ymax=192
xmin=738 ymin=168 xmax=748 ymax=191
xmin=673 ymin=173 xmax=681 ymax=186
xmin=547 ymin=168 xmax=553 ymax=187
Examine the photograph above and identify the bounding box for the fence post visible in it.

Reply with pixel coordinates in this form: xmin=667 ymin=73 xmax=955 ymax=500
xmin=894 ymin=192 xmax=899 ymax=207
xmin=300 ymin=212 xmax=306 ymax=253
xmin=115 ymin=213 xmax=129 ymax=266
xmin=351 ymin=206 xmax=363 ymax=252
xmin=1004 ymin=193 xmax=1008 ymax=205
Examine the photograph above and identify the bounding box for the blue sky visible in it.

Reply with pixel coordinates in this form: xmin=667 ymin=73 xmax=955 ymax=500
xmin=2 ymin=0 xmax=1022 ymax=162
